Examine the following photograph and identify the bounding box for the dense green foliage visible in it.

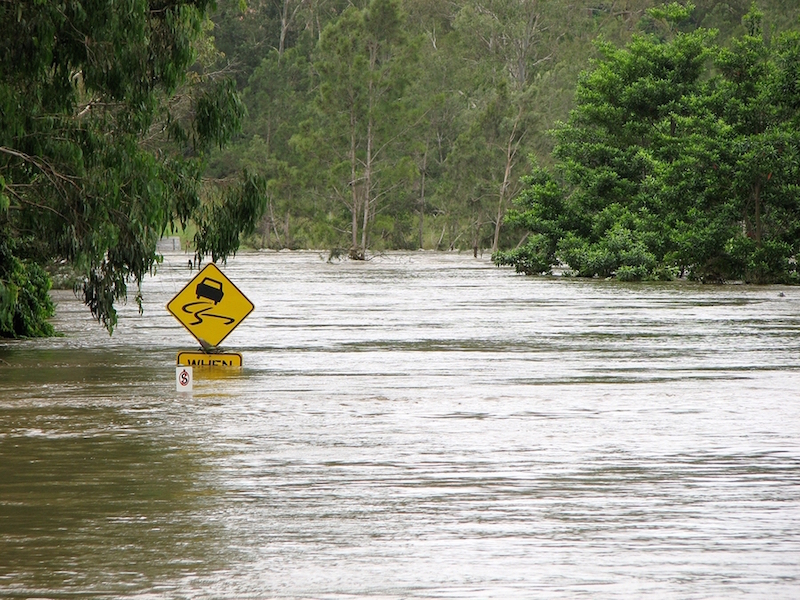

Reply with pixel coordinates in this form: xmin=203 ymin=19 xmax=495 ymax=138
xmin=2 ymin=0 xmax=798 ymax=337
xmin=210 ymin=0 xmax=638 ymax=254
xmin=209 ymin=0 xmax=797 ymax=267
xmin=0 ymin=0 xmax=266 ymax=337
xmin=0 ymin=237 xmax=54 ymax=337
xmin=495 ymin=3 xmax=800 ymax=283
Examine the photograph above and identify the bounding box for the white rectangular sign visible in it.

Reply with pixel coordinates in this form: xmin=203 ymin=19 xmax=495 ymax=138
xmin=176 ymin=366 xmax=193 ymax=392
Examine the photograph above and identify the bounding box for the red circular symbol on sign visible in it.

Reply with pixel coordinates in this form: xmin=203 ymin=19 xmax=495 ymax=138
xmin=179 ymin=369 xmax=190 ymax=386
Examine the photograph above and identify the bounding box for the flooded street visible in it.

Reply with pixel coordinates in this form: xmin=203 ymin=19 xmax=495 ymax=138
xmin=1 ymin=251 xmax=799 ymax=598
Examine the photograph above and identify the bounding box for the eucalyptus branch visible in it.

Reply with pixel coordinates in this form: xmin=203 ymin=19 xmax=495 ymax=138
xmin=14 ymin=193 xmax=69 ymax=222
xmin=0 ymin=146 xmax=81 ymax=195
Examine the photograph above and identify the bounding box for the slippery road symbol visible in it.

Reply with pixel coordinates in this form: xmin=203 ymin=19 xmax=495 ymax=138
xmin=180 ymin=278 xmax=235 ymax=325
xmin=167 ymin=263 xmax=254 ymax=348
xmin=181 ymin=300 xmax=236 ymax=326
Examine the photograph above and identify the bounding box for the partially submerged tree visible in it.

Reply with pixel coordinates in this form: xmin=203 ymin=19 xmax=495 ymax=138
xmin=495 ymin=3 xmax=800 ymax=283
xmin=0 ymin=0 xmax=266 ymax=337
xmin=308 ymin=0 xmax=417 ymax=260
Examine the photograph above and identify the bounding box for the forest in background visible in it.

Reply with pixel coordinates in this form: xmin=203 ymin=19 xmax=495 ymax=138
xmin=2 ymin=0 xmax=799 ymax=338
xmin=204 ymin=0 xmax=800 ymax=260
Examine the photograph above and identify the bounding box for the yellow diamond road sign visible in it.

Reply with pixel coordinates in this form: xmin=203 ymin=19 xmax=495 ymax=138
xmin=167 ymin=263 xmax=254 ymax=348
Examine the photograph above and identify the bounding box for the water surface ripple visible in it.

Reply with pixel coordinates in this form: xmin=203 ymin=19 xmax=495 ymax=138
xmin=1 ymin=251 xmax=799 ymax=598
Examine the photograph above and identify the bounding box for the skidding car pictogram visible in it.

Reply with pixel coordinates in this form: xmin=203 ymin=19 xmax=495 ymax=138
xmin=196 ymin=277 xmax=224 ymax=304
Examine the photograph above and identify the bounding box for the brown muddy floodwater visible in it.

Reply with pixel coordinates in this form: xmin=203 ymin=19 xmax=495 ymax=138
xmin=1 ymin=251 xmax=799 ymax=598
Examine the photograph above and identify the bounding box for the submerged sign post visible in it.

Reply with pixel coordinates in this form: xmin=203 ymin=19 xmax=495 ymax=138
xmin=167 ymin=263 xmax=254 ymax=368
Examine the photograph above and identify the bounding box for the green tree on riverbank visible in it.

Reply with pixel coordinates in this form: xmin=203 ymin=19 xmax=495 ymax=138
xmin=0 ymin=0 xmax=266 ymax=337
xmin=495 ymin=3 xmax=800 ymax=283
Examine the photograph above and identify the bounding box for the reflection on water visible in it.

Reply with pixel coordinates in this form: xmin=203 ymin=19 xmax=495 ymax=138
xmin=1 ymin=251 xmax=799 ymax=598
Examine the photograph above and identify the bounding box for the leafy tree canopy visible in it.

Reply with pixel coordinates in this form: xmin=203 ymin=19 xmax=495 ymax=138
xmin=0 ymin=0 xmax=266 ymax=337
xmin=495 ymin=3 xmax=800 ymax=284
xmin=205 ymin=0 xmax=798 ymax=261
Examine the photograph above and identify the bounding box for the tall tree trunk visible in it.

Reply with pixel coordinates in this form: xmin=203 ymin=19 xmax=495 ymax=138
xmin=279 ymin=0 xmax=307 ymax=57
xmin=419 ymin=140 xmax=428 ymax=249
xmin=360 ymin=111 xmax=373 ymax=258
xmin=269 ymin=200 xmax=283 ymax=249
xmin=349 ymin=107 xmax=360 ymax=258
xmin=754 ymin=180 xmax=762 ymax=245
xmin=472 ymin=213 xmax=481 ymax=258
xmin=279 ymin=0 xmax=289 ymax=56
xmin=492 ymin=107 xmax=523 ymax=253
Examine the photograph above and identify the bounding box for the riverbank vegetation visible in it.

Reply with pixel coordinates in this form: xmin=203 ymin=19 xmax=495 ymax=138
xmin=1 ymin=0 xmax=798 ymax=337
xmin=204 ymin=0 xmax=798 ymax=274
xmin=495 ymin=3 xmax=800 ymax=283
xmin=1 ymin=0 xmax=266 ymax=336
